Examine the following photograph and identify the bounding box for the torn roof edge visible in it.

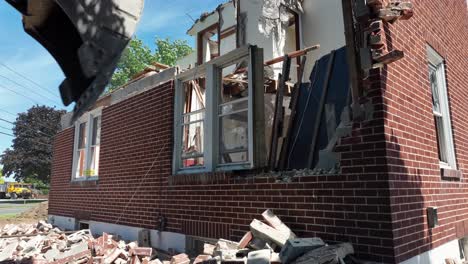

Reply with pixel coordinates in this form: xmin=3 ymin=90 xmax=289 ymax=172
xmin=186 ymin=0 xmax=234 ymax=36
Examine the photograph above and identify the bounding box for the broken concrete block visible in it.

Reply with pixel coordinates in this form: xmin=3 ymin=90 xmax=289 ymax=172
xmin=280 ymin=238 xmax=325 ymax=264
xmin=247 ymin=249 xmax=271 ymax=264
xmin=149 ymin=259 xmax=163 ymax=264
xmin=194 ymin=255 xmax=212 ymax=264
xmin=203 ymin=243 xmax=216 ymax=255
xmin=217 ymin=239 xmax=240 ymax=250
xmin=250 ymin=219 xmax=289 ymax=247
xmin=270 ymin=253 xmax=281 ymax=264
xmin=44 ymin=248 xmax=61 ymax=261
xmin=291 ymin=243 xmax=354 ymax=264
xmin=261 ymin=210 xmax=296 ymax=239
xmin=249 ymin=238 xmax=267 ymax=250
xmin=0 ymin=241 xmax=19 ymax=262
xmin=238 ymin=232 xmax=253 ymax=249
xmin=215 ymin=249 xmax=238 ymax=260
xmin=5 ymin=225 xmax=19 ymax=236
xmin=170 ymin=253 xmax=190 ymax=264
xmin=37 ymin=220 xmax=53 ymax=231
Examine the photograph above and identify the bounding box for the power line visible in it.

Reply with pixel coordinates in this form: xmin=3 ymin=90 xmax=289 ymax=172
xmin=0 ymin=109 xmax=60 ymax=132
xmin=0 ymin=73 xmax=61 ymax=105
xmin=0 ymin=125 xmax=12 ymax=131
xmin=0 ymin=107 xmax=16 ymax=117
xmin=0 ymin=131 xmax=14 ymax=137
xmin=0 ymin=83 xmax=40 ymax=104
xmin=0 ymin=62 xmax=59 ymax=99
xmin=0 ymin=117 xmax=55 ymax=137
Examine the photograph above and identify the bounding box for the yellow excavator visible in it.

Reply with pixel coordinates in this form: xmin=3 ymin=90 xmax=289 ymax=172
xmin=5 ymin=0 xmax=145 ymax=121
xmin=0 ymin=182 xmax=33 ymax=199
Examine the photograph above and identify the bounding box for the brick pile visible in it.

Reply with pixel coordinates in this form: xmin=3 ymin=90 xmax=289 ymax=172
xmin=0 ymin=211 xmax=359 ymax=264
xmin=0 ymin=221 xmax=155 ymax=264
xmin=187 ymin=209 xmax=355 ymax=264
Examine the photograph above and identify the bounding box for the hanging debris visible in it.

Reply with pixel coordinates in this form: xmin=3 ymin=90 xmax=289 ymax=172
xmin=258 ymin=0 xmax=304 ymax=58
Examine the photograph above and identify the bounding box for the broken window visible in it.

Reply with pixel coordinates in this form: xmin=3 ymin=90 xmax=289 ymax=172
xmin=219 ymin=59 xmax=250 ymax=164
xmin=72 ymin=108 xmax=102 ymax=180
xmin=174 ymin=46 xmax=265 ymax=174
xmin=197 ymin=24 xmax=220 ymax=65
xmin=427 ymin=46 xmax=456 ymax=169
xmin=181 ymin=78 xmax=206 ymax=168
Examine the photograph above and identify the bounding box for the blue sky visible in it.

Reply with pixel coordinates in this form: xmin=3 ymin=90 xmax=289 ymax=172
xmin=0 ymin=0 xmax=225 ymax=160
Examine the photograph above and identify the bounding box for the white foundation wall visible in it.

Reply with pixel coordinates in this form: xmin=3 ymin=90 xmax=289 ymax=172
xmin=300 ymin=0 xmax=346 ymax=80
xmin=399 ymin=239 xmax=461 ymax=264
xmin=48 ymin=215 xmax=186 ymax=253
xmin=48 ymin=215 xmax=77 ymax=231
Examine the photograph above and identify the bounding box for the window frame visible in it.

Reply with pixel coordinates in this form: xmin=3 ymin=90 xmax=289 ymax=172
xmin=427 ymin=46 xmax=456 ymax=170
xmin=72 ymin=107 xmax=102 ymax=181
xmin=173 ymin=45 xmax=265 ymax=174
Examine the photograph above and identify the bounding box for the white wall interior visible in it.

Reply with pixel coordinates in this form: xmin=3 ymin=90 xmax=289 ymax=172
xmin=220 ymin=2 xmax=236 ymax=31
xmin=399 ymin=239 xmax=461 ymax=264
xmin=300 ymin=0 xmax=346 ymax=81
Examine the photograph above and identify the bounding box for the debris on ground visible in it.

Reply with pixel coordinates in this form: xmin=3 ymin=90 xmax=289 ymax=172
xmin=0 ymin=209 xmax=358 ymax=263
xmin=0 ymin=202 xmax=48 ymax=228
xmin=0 ymin=221 xmax=156 ymax=264
xmin=192 ymin=209 xmax=356 ymax=264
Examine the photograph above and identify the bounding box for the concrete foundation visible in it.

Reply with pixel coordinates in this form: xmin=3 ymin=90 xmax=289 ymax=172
xmin=48 ymin=214 xmax=186 ymax=253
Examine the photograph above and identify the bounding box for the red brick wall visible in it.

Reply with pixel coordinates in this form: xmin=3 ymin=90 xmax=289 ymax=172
xmin=50 ymin=79 xmax=396 ymax=262
xmin=379 ymin=0 xmax=468 ymax=262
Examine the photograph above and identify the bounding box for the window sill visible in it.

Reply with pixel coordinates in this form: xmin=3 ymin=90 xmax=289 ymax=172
xmin=70 ymin=177 xmax=99 ymax=187
xmin=441 ymin=168 xmax=462 ymax=181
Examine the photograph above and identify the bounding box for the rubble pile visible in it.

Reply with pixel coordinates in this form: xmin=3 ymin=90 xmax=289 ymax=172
xmin=0 ymin=221 xmax=157 ymax=264
xmin=0 ymin=211 xmax=357 ymax=264
xmin=190 ymin=209 xmax=355 ymax=264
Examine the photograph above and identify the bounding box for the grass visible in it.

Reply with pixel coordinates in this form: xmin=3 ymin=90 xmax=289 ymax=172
xmin=0 ymin=213 xmax=19 ymax=220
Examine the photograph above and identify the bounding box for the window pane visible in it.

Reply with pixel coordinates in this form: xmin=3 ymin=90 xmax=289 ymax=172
xmin=184 ymin=78 xmax=206 ymax=114
xmin=92 ymin=116 xmax=101 ymax=146
xmin=181 ymin=78 xmax=205 ymax=168
xmin=182 ymin=121 xmax=204 ymax=166
xmin=219 ymin=111 xmax=249 ymax=164
xmin=429 ymin=66 xmax=441 ymax=114
xmin=434 ymin=116 xmax=447 ymax=163
xmin=183 ymin=111 xmax=205 ymax=124
xmin=89 ymin=146 xmax=100 ymax=176
xmin=221 ymin=58 xmax=249 ymax=104
xmin=76 ymin=149 xmax=86 ymax=178
xmin=78 ymin=122 xmax=87 ymax=149
xmin=219 ymin=99 xmax=248 ymax=116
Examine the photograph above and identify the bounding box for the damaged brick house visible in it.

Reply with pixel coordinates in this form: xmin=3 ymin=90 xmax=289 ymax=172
xmin=48 ymin=0 xmax=468 ymax=263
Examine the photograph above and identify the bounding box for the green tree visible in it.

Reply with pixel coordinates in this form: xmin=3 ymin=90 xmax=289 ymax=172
xmin=0 ymin=167 xmax=4 ymax=184
xmin=108 ymin=37 xmax=193 ymax=91
xmin=0 ymin=106 xmax=65 ymax=184
xmin=154 ymin=38 xmax=193 ymax=66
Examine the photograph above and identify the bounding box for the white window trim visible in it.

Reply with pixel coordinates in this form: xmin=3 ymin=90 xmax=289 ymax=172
xmin=427 ymin=46 xmax=457 ymax=170
xmin=173 ymin=45 xmax=265 ymax=174
xmin=71 ymin=107 xmax=102 ymax=181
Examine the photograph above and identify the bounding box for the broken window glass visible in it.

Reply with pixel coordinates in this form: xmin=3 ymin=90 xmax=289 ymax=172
xmin=430 ymin=64 xmax=447 ymax=163
xmin=89 ymin=116 xmax=101 ymax=177
xmin=181 ymin=78 xmax=206 ymax=168
xmin=76 ymin=122 xmax=87 ymax=178
xmin=73 ymin=110 xmax=102 ymax=180
xmin=218 ymin=59 xmax=249 ymax=164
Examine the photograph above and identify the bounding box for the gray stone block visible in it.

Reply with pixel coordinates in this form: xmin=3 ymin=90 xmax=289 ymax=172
xmin=280 ymin=238 xmax=325 ymax=264
xmin=247 ymin=249 xmax=271 ymax=264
